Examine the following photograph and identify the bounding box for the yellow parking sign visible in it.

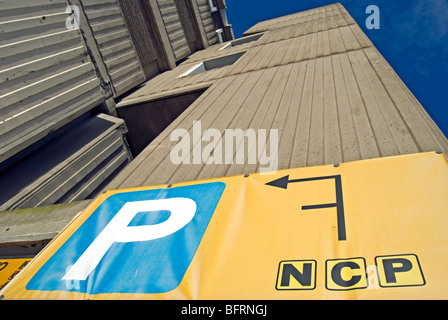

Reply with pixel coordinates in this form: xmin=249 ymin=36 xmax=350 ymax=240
xmin=0 ymin=258 xmax=32 ymax=291
xmin=1 ymin=152 xmax=448 ymax=299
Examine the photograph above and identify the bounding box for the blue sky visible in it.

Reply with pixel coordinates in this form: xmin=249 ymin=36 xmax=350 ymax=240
xmin=225 ymin=0 xmax=448 ymax=138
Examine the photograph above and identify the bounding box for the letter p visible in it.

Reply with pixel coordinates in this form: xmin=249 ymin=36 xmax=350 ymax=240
xmin=62 ymin=198 xmax=197 ymax=281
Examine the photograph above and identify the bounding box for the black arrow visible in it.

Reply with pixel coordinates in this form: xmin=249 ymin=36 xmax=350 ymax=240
xmin=265 ymin=175 xmax=290 ymax=189
xmin=266 ymin=175 xmax=340 ymax=189
xmin=265 ymin=174 xmax=346 ymax=241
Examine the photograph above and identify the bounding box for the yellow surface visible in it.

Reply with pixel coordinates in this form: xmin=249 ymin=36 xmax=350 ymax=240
xmin=2 ymin=152 xmax=448 ymax=299
xmin=0 ymin=258 xmax=32 ymax=291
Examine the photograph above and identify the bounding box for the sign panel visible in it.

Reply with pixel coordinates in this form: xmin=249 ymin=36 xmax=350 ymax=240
xmin=27 ymin=182 xmax=225 ymax=295
xmin=1 ymin=152 xmax=448 ymax=299
xmin=0 ymin=258 xmax=32 ymax=291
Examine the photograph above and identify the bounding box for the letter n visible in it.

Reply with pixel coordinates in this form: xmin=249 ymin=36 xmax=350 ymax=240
xmin=276 ymin=260 xmax=316 ymax=290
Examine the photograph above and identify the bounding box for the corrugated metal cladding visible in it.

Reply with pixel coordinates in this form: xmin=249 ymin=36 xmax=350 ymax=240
xmin=195 ymin=0 xmax=219 ymax=46
xmin=106 ymin=3 xmax=448 ymax=191
xmin=156 ymin=0 xmax=191 ymax=61
xmin=0 ymin=0 xmax=144 ymax=210
xmin=244 ymin=3 xmax=349 ymax=35
xmin=80 ymin=0 xmax=146 ymax=97
xmin=0 ymin=200 xmax=91 ymax=256
xmin=0 ymin=113 xmax=132 ymax=211
xmin=116 ymin=0 xmax=160 ymax=68
xmin=116 ymin=7 xmax=372 ymax=104
xmin=0 ymin=0 xmax=106 ymax=164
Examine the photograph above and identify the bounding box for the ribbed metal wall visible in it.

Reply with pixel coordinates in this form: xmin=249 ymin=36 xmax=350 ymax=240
xmin=0 ymin=113 xmax=132 ymax=211
xmin=195 ymin=0 xmax=219 ymax=46
xmin=156 ymin=0 xmax=191 ymax=61
xmin=117 ymin=0 xmax=160 ymax=70
xmin=80 ymin=0 xmax=146 ymax=97
xmin=0 ymin=0 xmax=143 ymax=210
xmin=105 ymin=3 xmax=448 ymax=191
xmin=0 ymin=0 xmax=106 ymax=164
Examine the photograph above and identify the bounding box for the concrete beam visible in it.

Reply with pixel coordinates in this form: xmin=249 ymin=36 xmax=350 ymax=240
xmin=0 ymin=200 xmax=90 ymax=257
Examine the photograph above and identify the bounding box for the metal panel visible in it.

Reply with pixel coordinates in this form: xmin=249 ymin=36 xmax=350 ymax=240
xmin=0 ymin=0 xmax=106 ymax=164
xmin=243 ymin=3 xmax=349 ymax=35
xmin=105 ymin=3 xmax=448 ymax=191
xmin=117 ymin=0 xmax=161 ymax=77
xmin=156 ymin=0 xmax=191 ymax=61
xmin=0 ymin=113 xmax=132 ymax=211
xmin=80 ymin=0 xmax=146 ymax=97
xmin=3 ymin=152 xmax=448 ymax=299
xmin=117 ymin=17 xmax=373 ymax=103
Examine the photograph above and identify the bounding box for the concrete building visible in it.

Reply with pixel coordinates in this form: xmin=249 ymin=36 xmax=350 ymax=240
xmin=1 ymin=2 xmax=447 ymax=256
xmin=106 ymin=2 xmax=448 ymax=191
xmin=0 ymin=0 xmax=233 ymax=212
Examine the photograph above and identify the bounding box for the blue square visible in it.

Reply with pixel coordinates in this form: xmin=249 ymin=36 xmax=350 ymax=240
xmin=26 ymin=182 xmax=225 ymax=294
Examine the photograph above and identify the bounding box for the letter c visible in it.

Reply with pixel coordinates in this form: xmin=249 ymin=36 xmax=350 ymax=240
xmin=331 ymin=261 xmax=362 ymax=287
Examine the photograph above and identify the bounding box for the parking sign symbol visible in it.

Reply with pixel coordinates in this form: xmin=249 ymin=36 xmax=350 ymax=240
xmin=26 ymin=182 xmax=226 ymax=294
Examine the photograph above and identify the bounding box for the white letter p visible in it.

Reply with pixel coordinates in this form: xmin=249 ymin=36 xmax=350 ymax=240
xmin=62 ymin=198 xmax=197 ymax=281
